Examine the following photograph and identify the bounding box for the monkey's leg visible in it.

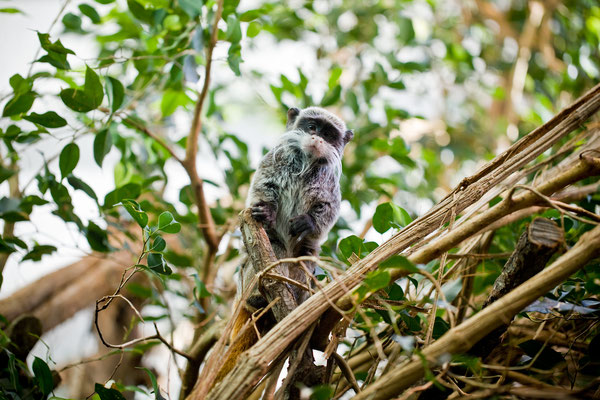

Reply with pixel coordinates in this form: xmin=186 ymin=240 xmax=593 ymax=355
xmin=289 ymin=238 xmax=319 ymax=304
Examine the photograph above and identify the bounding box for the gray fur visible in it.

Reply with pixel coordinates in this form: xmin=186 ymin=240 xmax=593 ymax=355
xmin=241 ymin=107 xmax=352 ymax=307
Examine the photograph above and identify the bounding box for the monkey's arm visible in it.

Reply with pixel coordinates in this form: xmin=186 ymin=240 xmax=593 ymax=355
xmin=248 ymin=154 xmax=280 ymax=228
xmin=290 ymin=195 xmax=340 ymax=256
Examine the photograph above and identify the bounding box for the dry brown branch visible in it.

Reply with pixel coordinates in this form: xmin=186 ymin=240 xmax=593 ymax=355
xmin=94 ymin=294 xmax=193 ymax=360
xmin=181 ymin=0 xmax=225 ymax=253
xmin=238 ymin=209 xmax=298 ymax=320
xmin=470 ymin=218 xmax=563 ymax=358
xmin=204 ymin=83 xmax=600 ymax=400
xmin=0 ymin=257 xmax=99 ymax=322
xmin=353 ymin=224 xmax=600 ymax=400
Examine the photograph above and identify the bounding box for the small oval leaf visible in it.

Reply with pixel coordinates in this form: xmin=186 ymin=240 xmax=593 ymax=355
xmin=59 ymin=143 xmax=80 ymax=178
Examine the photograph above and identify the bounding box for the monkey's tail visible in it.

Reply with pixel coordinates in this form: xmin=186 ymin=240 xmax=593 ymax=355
xmin=213 ymin=306 xmax=258 ymax=384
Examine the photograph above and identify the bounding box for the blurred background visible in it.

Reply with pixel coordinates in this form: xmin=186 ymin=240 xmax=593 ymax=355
xmin=0 ymin=0 xmax=598 ymax=398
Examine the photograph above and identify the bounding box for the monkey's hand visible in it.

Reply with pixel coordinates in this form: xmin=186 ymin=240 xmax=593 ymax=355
xmin=251 ymin=201 xmax=277 ymax=229
xmin=289 ymin=214 xmax=316 ymax=238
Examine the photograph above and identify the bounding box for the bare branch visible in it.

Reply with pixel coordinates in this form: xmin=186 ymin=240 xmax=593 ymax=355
xmin=353 ymin=224 xmax=600 ymax=400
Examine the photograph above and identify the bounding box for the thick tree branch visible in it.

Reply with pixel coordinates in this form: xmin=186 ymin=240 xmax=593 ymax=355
xmin=354 ymin=224 xmax=600 ymax=400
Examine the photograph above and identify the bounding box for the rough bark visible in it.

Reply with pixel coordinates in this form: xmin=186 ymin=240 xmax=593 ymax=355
xmin=239 ymin=208 xmax=298 ymax=321
xmin=353 ymin=224 xmax=600 ymax=400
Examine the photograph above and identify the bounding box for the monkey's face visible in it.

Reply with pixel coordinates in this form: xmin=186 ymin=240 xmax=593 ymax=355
xmin=297 ymin=117 xmax=349 ymax=158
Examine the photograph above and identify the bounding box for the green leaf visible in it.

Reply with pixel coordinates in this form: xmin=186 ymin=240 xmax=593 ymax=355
xmin=62 ymin=12 xmax=83 ymax=31
xmin=178 ymin=0 xmax=202 ymax=18
xmin=372 ymin=202 xmax=412 ymax=233
xmin=84 ymin=66 xmax=104 ymax=107
xmin=0 ymin=165 xmax=16 ymax=184
xmin=328 ymin=67 xmax=342 ymax=90
xmin=32 ymin=357 xmax=54 ymax=396
xmin=151 ymin=236 xmax=166 ymax=252
xmin=95 ymin=383 xmax=127 ymax=400
xmin=158 ymin=211 xmax=173 ymax=228
xmin=147 ymin=252 xmax=171 ymax=275
xmin=86 ymin=221 xmax=111 ymax=252
xmin=355 ymin=269 xmax=391 ymax=301
xmin=0 ymin=8 xmax=23 ymax=14
xmin=158 ymin=211 xmax=181 ymax=233
xmin=380 ymin=255 xmax=419 ymax=273
xmin=163 ymin=14 xmax=182 ymax=31
xmin=227 ymin=42 xmax=242 ymax=76
xmin=22 ymin=244 xmax=57 ymax=261
xmin=386 ymin=283 xmax=405 ymax=301
xmin=67 ymin=175 xmax=98 ymax=202
xmin=60 ymin=66 xmax=104 ymax=112
xmin=24 ymin=111 xmax=67 ymax=128
xmin=105 ymin=77 xmax=124 ymax=112
xmin=8 ymin=353 xmax=20 ymax=391
xmin=122 ymin=199 xmax=148 ymax=228
xmin=2 ymin=92 xmax=35 ymax=117
xmin=79 ymin=4 xmax=101 ymax=23
xmin=160 ymin=89 xmax=190 ymax=117
xmin=388 ymin=80 xmax=405 ymax=89
xmin=321 ymin=85 xmax=341 ymax=107
xmin=104 ymin=183 xmax=141 ymax=208
xmin=93 ymin=128 xmax=113 ymax=167
xmin=9 ymin=74 xmax=32 ymax=95
xmin=364 ymin=269 xmax=391 ymax=292
xmin=432 ymin=316 xmax=450 ymax=339
xmin=136 ymin=0 xmax=169 ymax=9
xmin=192 ymin=273 xmax=211 ymax=298
xmin=247 ymin=21 xmax=261 ymax=38
xmin=60 ymin=88 xmax=96 ymax=112
xmin=59 ymin=143 xmax=80 ymax=179
xmin=309 ymin=385 xmax=334 ymax=400
xmin=38 ymin=33 xmax=75 ymax=55
xmin=226 ymin=15 xmax=242 ymax=43
xmin=139 ymin=367 xmax=166 ymax=400
xmin=0 ymin=238 xmax=17 ymax=254
xmin=397 ymin=17 xmax=415 ymax=43
xmin=338 ymin=235 xmax=378 ymax=261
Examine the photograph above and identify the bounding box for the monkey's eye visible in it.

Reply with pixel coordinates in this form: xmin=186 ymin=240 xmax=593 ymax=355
xmin=308 ymin=124 xmax=317 ymax=131
xmin=314 ymin=202 xmax=326 ymax=211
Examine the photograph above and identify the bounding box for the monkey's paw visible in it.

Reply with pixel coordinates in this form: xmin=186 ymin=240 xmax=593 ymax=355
xmin=251 ymin=202 xmax=277 ymax=228
xmin=289 ymin=214 xmax=316 ymax=237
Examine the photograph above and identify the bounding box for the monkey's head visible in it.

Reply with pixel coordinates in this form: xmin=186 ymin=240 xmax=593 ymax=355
xmin=286 ymin=107 xmax=354 ymax=159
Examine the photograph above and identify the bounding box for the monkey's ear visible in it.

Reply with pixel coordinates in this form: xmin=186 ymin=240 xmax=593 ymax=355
xmin=344 ymin=129 xmax=354 ymax=143
xmin=287 ymin=108 xmax=300 ymax=127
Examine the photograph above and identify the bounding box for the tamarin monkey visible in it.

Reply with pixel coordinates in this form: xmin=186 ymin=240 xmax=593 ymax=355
xmin=214 ymin=107 xmax=353 ymax=384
